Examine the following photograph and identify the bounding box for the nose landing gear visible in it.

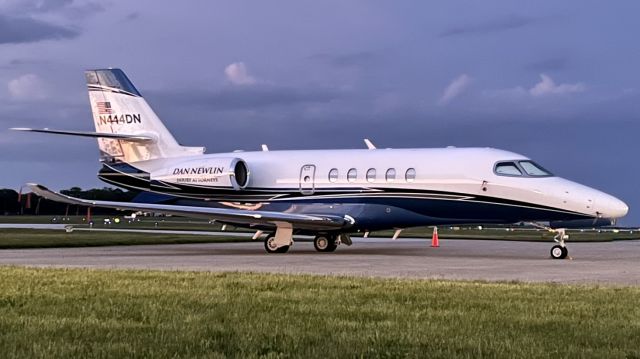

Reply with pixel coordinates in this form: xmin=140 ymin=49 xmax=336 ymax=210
xmin=529 ymin=223 xmax=570 ymax=259
xmin=550 ymin=228 xmax=569 ymax=260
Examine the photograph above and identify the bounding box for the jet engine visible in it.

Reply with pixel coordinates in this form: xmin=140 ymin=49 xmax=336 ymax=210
xmin=151 ymin=157 xmax=249 ymax=191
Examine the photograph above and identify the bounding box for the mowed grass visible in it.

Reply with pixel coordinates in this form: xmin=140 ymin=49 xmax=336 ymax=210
xmin=0 ymin=229 xmax=250 ymax=249
xmin=0 ymin=268 xmax=638 ymax=358
xmin=0 ymin=215 xmax=247 ymax=232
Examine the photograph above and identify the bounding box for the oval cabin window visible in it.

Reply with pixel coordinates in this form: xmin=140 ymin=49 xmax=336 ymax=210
xmin=386 ymin=168 xmax=396 ymax=182
xmin=366 ymin=168 xmax=376 ymax=182
xmin=347 ymin=168 xmax=357 ymax=182
xmin=328 ymin=168 xmax=339 ymax=182
xmin=405 ymin=168 xmax=416 ymax=182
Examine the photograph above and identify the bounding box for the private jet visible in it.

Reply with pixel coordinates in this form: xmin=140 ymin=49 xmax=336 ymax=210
xmin=14 ymin=69 xmax=629 ymax=259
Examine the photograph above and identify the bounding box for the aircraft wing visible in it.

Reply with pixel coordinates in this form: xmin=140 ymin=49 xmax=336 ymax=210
xmin=26 ymin=184 xmax=348 ymax=230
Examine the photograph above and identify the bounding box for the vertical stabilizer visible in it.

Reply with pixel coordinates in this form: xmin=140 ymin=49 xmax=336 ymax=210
xmin=85 ymin=69 xmax=203 ymax=163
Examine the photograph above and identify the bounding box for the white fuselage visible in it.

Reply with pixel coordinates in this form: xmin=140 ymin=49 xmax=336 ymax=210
xmin=115 ymin=147 xmax=627 ymax=222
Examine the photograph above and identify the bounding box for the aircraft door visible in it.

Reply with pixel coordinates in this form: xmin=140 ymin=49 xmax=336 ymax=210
xmin=299 ymin=165 xmax=316 ymax=195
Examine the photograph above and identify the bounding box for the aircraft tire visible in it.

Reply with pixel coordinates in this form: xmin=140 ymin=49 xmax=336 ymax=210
xmin=276 ymin=245 xmax=290 ymax=253
xmin=325 ymin=240 xmax=338 ymax=252
xmin=314 ymin=235 xmax=338 ymax=252
xmin=313 ymin=235 xmax=330 ymax=252
xmin=264 ymin=234 xmax=289 ymax=254
xmin=550 ymin=245 xmax=568 ymax=259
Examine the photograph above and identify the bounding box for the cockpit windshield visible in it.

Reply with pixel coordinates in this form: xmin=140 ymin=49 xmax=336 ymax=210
xmin=494 ymin=162 xmax=522 ymax=176
xmin=518 ymin=161 xmax=553 ymax=177
xmin=494 ymin=160 xmax=553 ymax=177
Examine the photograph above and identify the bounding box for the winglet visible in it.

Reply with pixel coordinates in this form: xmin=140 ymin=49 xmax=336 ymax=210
xmin=364 ymin=138 xmax=376 ymax=150
xmin=26 ymin=183 xmax=92 ymax=206
xmin=261 ymin=144 xmax=269 ymax=151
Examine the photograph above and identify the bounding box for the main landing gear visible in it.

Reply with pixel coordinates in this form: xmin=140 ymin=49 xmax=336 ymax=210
xmin=550 ymin=228 xmax=569 ymax=260
xmin=264 ymin=233 xmax=291 ymax=253
xmin=263 ymin=232 xmax=349 ymax=253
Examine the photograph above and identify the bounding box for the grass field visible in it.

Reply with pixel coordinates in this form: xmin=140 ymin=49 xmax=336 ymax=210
xmin=0 ymin=229 xmax=249 ymax=249
xmin=0 ymin=267 xmax=638 ymax=358
xmin=0 ymin=215 xmax=243 ymax=232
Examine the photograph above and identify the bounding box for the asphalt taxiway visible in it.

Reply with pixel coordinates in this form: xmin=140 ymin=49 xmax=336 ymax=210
xmin=0 ymin=238 xmax=638 ymax=285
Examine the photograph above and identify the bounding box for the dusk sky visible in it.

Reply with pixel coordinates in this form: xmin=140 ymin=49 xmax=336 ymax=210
xmin=1 ymin=1 xmax=639 ymax=224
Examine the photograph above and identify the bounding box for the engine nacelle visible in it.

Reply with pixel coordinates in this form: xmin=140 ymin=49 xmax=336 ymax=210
xmin=151 ymin=157 xmax=249 ymax=190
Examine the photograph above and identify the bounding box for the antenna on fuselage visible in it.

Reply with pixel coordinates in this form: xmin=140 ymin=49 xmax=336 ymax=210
xmin=261 ymin=144 xmax=269 ymax=151
xmin=364 ymin=138 xmax=376 ymax=150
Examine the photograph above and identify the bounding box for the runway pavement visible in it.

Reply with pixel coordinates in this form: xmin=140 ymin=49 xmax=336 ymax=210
xmin=0 ymin=238 xmax=638 ymax=285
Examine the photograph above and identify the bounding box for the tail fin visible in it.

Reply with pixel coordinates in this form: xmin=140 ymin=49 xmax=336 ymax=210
xmin=85 ymin=69 xmax=204 ymax=163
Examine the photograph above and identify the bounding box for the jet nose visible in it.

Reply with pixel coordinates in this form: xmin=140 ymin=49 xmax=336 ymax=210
xmin=597 ymin=194 xmax=629 ymax=219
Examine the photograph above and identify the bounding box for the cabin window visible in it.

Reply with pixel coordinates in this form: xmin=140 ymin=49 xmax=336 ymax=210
xmin=405 ymin=168 xmax=416 ymax=182
xmin=366 ymin=168 xmax=376 ymax=182
xmin=494 ymin=162 xmax=522 ymax=176
xmin=518 ymin=161 xmax=553 ymax=177
xmin=328 ymin=168 xmax=339 ymax=182
xmin=347 ymin=168 xmax=357 ymax=182
xmin=386 ymin=168 xmax=396 ymax=182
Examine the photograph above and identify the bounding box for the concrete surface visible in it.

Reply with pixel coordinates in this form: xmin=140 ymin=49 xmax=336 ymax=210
xmin=0 ymin=238 xmax=638 ymax=285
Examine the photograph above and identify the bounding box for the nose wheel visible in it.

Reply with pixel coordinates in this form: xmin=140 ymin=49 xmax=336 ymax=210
xmin=550 ymin=244 xmax=568 ymax=259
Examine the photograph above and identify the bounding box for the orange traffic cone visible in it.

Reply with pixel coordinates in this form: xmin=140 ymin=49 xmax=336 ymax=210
xmin=431 ymin=226 xmax=439 ymax=247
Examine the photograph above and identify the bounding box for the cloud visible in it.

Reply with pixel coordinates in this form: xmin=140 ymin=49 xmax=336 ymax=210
xmin=8 ymin=74 xmax=48 ymax=100
xmin=147 ymin=84 xmax=341 ymax=112
xmin=0 ymin=15 xmax=79 ymax=44
xmin=0 ymin=0 xmax=103 ymax=17
xmin=309 ymin=51 xmax=377 ymax=67
xmin=62 ymin=2 xmax=103 ymax=18
xmin=122 ymin=12 xmax=140 ymax=22
xmin=482 ymin=86 xmax=529 ymax=99
xmin=438 ymin=74 xmax=472 ymax=105
xmin=484 ymin=74 xmax=586 ymax=99
xmin=525 ymin=58 xmax=568 ymax=72
xmin=482 ymin=86 xmax=528 ymax=99
xmin=440 ymin=14 xmax=538 ymax=37
xmin=529 ymin=74 xmax=586 ymax=96
xmin=0 ymin=0 xmax=72 ymax=13
xmin=224 ymin=62 xmax=256 ymax=85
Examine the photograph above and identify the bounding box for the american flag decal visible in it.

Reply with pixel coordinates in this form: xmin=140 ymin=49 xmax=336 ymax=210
xmin=96 ymin=101 xmax=113 ymax=114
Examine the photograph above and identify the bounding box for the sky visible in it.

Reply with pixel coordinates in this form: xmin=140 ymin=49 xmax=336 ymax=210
xmin=0 ymin=1 xmax=639 ymax=224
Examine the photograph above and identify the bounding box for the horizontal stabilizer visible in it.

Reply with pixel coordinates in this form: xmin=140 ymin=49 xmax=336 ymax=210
xmin=26 ymin=183 xmax=349 ymax=230
xmin=11 ymin=128 xmax=155 ymax=143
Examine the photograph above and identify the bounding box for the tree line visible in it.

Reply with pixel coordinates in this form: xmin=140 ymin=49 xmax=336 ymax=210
xmin=0 ymin=187 xmax=137 ymax=216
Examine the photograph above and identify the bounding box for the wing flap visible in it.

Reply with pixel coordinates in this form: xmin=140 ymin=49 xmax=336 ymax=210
xmin=27 ymin=184 xmax=348 ymax=230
